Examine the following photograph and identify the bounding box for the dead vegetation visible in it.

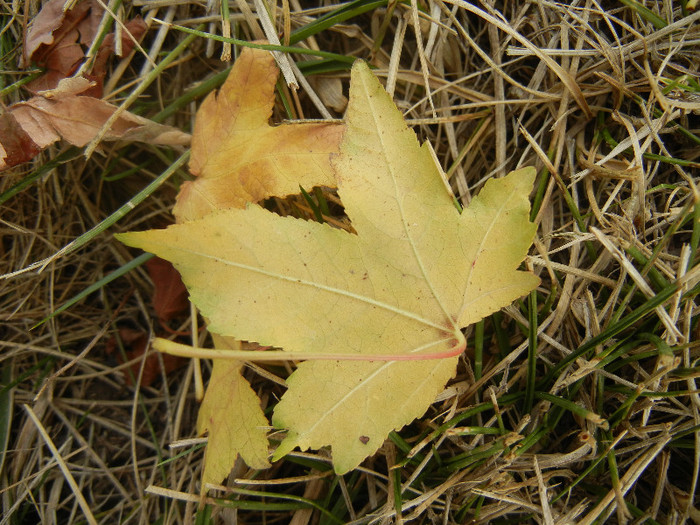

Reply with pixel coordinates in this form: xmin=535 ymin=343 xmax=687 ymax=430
xmin=1 ymin=0 xmax=700 ymax=523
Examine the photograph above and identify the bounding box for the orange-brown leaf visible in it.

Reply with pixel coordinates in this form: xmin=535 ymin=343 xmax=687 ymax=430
xmin=173 ymin=46 xmax=344 ymax=222
xmin=0 ymin=113 xmax=42 ymax=169
xmin=23 ymin=0 xmax=91 ymax=67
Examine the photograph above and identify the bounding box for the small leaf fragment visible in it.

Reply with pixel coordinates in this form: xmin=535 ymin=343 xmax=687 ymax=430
xmin=0 ymin=113 xmax=42 ymax=169
xmin=145 ymin=257 xmax=189 ymax=324
xmin=197 ymin=336 xmax=270 ymax=485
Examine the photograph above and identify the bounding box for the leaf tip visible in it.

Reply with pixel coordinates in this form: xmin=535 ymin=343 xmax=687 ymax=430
xmin=351 ymin=59 xmax=369 ymax=71
xmin=270 ymin=435 xmax=298 ymax=463
xmin=113 ymin=231 xmax=133 ymax=246
xmin=508 ymin=165 xmax=537 ymax=187
xmin=114 ymin=230 xmax=149 ymax=251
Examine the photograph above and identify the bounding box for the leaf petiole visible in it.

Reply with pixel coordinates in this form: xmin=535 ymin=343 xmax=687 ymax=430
xmin=153 ymin=332 xmax=466 ymax=362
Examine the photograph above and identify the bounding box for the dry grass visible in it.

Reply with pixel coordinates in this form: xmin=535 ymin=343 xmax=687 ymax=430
xmin=2 ymin=0 xmax=700 ymax=523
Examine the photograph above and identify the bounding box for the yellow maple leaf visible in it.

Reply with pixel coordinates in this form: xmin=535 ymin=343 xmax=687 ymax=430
xmin=173 ymin=46 xmax=344 ymax=222
xmin=117 ymin=61 xmax=539 ymax=474
xmin=167 ymin=46 xmax=344 ymax=486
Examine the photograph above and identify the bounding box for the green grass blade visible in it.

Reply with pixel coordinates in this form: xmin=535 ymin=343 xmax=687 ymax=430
xmin=289 ymin=0 xmax=390 ymax=44
xmin=542 ymin=282 xmax=679 ymax=385
xmin=618 ymin=0 xmax=668 ymax=28
xmin=536 ymin=392 xmax=608 ymax=429
xmin=525 ymin=290 xmax=538 ymax=411
xmin=33 ymin=252 xmax=153 ymax=328
xmin=2 ymin=151 xmax=189 ymax=279
xmin=159 ymin=23 xmax=356 ymax=64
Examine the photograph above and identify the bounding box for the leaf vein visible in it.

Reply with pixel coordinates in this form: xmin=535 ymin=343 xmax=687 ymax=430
xmin=165 ymin=245 xmax=447 ymax=331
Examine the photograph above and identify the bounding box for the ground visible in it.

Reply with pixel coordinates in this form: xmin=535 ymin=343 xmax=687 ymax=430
xmin=1 ymin=1 xmax=700 ymax=523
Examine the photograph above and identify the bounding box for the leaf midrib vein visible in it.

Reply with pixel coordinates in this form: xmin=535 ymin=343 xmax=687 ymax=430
xmin=362 ymin=76 xmax=459 ymax=333
xmin=162 ymin=244 xmax=446 ymax=332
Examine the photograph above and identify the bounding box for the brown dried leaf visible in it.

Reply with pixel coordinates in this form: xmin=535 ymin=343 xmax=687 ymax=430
xmin=23 ymin=0 xmax=146 ymax=95
xmin=0 ymin=113 xmax=42 ymax=169
xmin=91 ymin=18 xmax=148 ymax=83
xmin=23 ymin=0 xmax=89 ymax=65
xmin=0 ymin=77 xmax=190 ymax=170
xmin=145 ymin=256 xmax=189 ymax=324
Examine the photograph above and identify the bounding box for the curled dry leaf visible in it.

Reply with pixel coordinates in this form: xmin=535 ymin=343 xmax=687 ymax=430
xmin=0 ymin=113 xmax=43 ymax=169
xmin=118 ymin=61 xmax=539 ymax=475
xmin=0 ymin=77 xmax=189 ymax=171
xmin=22 ymin=0 xmax=93 ymax=67
xmin=23 ymin=0 xmax=147 ymax=95
xmin=173 ymin=45 xmax=344 ymax=222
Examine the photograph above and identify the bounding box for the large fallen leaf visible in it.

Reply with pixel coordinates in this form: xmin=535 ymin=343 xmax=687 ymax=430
xmin=0 ymin=77 xmax=189 ymax=171
xmin=118 ymin=61 xmax=539 ymax=474
xmin=173 ymin=46 xmax=344 ymax=222
xmin=197 ymin=335 xmax=270 ymax=484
